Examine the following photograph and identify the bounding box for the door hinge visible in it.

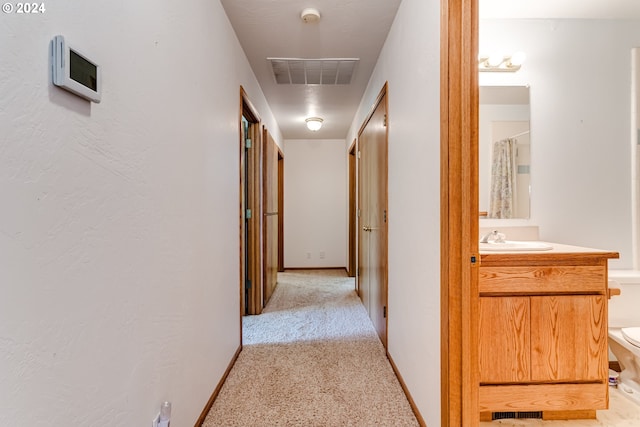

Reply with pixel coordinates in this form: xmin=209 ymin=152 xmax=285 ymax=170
xmin=245 ymin=279 xmax=251 ymax=290
xmin=245 ymin=138 xmax=252 ymax=149
xmin=246 ymin=209 xmax=252 ymax=219
xmin=383 ymin=210 xmax=387 ymax=223
xmin=383 ymin=114 xmax=387 ymax=127
xmin=357 ymin=209 xmax=360 ymax=218
xmin=383 ymin=305 xmax=387 ymax=318
xmin=471 ymin=254 xmax=480 ymax=266
xmin=357 ymin=267 xmax=360 ymax=277
xmin=357 ymin=150 xmax=361 ymax=159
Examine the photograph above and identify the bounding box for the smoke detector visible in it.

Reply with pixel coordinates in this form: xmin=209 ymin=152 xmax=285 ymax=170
xmin=301 ymin=8 xmax=321 ymax=23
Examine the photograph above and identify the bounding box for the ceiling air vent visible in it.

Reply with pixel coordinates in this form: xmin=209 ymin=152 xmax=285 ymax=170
xmin=267 ymin=58 xmax=359 ymax=85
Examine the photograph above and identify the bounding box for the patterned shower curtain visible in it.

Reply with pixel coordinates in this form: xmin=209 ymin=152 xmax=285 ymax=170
xmin=489 ymin=138 xmax=517 ymax=218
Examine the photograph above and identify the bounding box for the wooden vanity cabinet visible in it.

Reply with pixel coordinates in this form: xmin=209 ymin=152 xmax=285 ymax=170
xmin=478 ymin=246 xmax=618 ymax=416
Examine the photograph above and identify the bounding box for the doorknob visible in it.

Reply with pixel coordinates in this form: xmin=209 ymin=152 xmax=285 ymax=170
xmin=363 ymin=226 xmax=371 ymax=232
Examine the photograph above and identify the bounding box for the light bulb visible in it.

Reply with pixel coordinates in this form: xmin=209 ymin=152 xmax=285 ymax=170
xmin=487 ymin=53 xmax=504 ymax=67
xmin=509 ymin=51 xmax=526 ymax=66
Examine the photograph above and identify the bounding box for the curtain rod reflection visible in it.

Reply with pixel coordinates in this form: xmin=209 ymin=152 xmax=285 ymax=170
xmin=507 ymin=130 xmax=530 ymax=139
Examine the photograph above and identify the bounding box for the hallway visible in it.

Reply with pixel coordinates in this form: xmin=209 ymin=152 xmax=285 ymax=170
xmin=202 ymin=270 xmax=419 ymax=426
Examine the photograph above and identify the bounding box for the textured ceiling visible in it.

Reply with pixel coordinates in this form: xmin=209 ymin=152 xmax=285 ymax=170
xmin=220 ymin=0 xmax=402 ymax=139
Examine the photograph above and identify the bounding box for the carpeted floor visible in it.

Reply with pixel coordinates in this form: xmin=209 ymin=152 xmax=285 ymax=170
xmin=202 ymin=269 xmax=420 ymax=427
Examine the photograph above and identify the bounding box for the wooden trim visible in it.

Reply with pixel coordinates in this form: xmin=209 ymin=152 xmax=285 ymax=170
xmin=347 ymin=138 xmax=356 ymax=153
xmin=479 ymin=383 xmax=608 ymax=412
xmin=283 ymin=267 xmax=347 ymax=271
xmin=348 ymin=141 xmax=357 ymax=278
xmin=239 ymin=87 xmax=245 ymax=339
xmin=441 ymin=0 xmax=479 ymax=426
xmin=542 ymin=410 xmax=596 ymax=420
xmin=249 ymin=121 xmax=263 ymax=314
xmin=480 ymin=410 xmax=596 ymax=421
xmin=240 ymin=87 xmax=264 ymax=316
xmin=193 ymin=345 xmax=242 ymax=426
xmin=479 ymin=412 xmax=492 ymax=422
xmin=388 ymin=353 xmax=427 ymax=427
xmin=358 ymin=81 xmax=389 ymax=136
xmin=278 ymin=150 xmax=285 ymax=273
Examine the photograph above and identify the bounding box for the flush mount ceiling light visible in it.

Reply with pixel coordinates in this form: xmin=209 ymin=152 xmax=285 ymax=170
xmin=301 ymin=8 xmax=321 ymax=23
xmin=305 ymin=117 xmax=323 ymax=131
xmin=478 ymin=51 xmax=526 ymax=72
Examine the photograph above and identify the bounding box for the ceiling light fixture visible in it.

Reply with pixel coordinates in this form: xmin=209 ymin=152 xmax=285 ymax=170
xmin=478 ymin=51 xmax=526 ymax=72
xmin=301 ymin=8 xmax=321 ymax=23
xmin=305 ymin=117 xmax=323 ymax=131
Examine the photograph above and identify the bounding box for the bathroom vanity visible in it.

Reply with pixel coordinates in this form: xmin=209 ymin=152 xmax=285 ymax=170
xmin=478 ymin=243 xmax=619 ymax=420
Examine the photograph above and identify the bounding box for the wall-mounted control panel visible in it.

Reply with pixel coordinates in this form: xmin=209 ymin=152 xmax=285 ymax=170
xmin=51 ymin=35 xmax=101 ymax=103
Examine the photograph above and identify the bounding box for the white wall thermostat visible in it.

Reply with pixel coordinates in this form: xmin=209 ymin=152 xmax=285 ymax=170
xmin=51 ymin=35 xmax=101 ymax=103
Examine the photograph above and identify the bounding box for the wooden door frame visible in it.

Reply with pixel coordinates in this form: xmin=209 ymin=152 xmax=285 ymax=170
xmin=441 ymin=0 xmax=479 ymax=426
xmin=348 ymin=139 xmax=357 ymax=279
xmin=239 ymin=86 xmax=264 ymax=318
xmin=278 ymin=150 xmax=284 ymax=273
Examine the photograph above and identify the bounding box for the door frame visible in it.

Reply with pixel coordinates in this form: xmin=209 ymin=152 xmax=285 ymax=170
xmin=348 ymin=139 xmax=357 ymax=279
xmin=440 ymin=0 xmax=479 ymax=426
xmin=278 ymin=150 xmax=284 ymax=273
xmin=239 ymin=87 xmax=264 ymax=318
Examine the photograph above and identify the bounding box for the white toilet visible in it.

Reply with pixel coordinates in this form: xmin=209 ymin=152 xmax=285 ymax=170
xmin=609 ymin=327 xmax=640 ymax=402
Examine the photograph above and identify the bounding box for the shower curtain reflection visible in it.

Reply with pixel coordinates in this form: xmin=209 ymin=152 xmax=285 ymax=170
xmin=489 ymin=138 xmax=517 ymax=218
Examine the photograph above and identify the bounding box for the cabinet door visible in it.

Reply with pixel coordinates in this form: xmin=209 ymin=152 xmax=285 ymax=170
xmin=530 ymin=295 xmax=607 ymax=382
xmin=479 ymin=297 xmax=531 ymax=383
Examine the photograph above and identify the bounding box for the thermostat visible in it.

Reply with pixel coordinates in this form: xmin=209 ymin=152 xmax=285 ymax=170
xmin=51 ymin=35 xmax=101 ymax=103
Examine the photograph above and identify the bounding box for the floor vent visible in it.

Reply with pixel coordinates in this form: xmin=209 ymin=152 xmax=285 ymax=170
xmin=492 ymin=411 xmax=542 ymax=420
xmin=267 ymin=58 xmax=359 ymax=85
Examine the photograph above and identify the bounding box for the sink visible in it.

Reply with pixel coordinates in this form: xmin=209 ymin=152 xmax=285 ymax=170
xmin=479 ymin=240 xmax=553 ymax=251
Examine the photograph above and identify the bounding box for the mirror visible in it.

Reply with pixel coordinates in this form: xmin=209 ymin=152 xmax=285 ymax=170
xmin=479 ymin=86 xmax=531 ymax=219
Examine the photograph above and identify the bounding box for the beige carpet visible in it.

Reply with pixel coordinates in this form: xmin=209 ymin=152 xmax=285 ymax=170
xmin=202 ymin=269 xmax=420 ymax=427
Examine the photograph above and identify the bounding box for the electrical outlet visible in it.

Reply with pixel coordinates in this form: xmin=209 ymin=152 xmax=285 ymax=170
xmin=319 ymin=251 xmax=325 ymax=259
xmin=152 ymin=413 xmax=160 ymax=427
xmin=306 ymin=252 xmax=311 ymax=259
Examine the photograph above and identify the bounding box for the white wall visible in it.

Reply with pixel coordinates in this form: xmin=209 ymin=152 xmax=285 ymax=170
xmin=0 ymin=1 xmax=281 ymax=425
xmin=479 ymin=19 xmax=640 ymax=269
xmin=346 ymin=0 xmax=441 ymax=423
xmin=284 ymin=139 xmax=347 ymax=268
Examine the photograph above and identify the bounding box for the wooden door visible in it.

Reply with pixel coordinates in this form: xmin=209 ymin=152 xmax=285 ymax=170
xmin=479 ymin=296 xmax=530 ymax=383
xmin=358 ymin=88 xmax=388 ymax=346
xmin=262 ymin=129 xmax=279 ymax=306
xmin=530 ymin=295 xmax=607 ymax=382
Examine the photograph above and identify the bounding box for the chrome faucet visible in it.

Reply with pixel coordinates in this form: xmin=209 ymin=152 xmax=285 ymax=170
xmin=480 ymin=230 xmax=505 ymax=243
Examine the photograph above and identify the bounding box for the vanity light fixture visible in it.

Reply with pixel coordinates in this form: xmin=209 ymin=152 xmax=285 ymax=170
xmin=478 ymin=52 xmax=526 ymax=72
xmin=305 ymin=117 xmax=323 ymax=131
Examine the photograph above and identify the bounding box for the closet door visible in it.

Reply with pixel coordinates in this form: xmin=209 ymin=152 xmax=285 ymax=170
xmin=358 ymin=89 xmax=388 ymax=346
xmin=262 ymin=130 xmax=279 ymax=306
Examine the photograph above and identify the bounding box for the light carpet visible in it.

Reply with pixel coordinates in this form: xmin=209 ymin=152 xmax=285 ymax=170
xmin=202 ymin=269 xmax=420 ymax=427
